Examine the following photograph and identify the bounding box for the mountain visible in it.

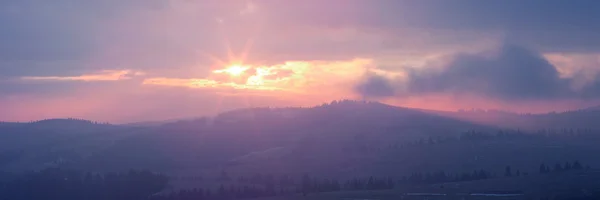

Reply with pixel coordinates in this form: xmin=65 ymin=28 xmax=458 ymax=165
xmin=32 ymin=101 xmax=505 ymax=179
xmin=431 ymin=105 xmax=600 ymax=130
xmin=0 ymin=119 xmax=147 ymax=172
xmin=1 ymin=101 xmax=600 ymax=188
xmin=0 ymin=101 xmax=490 ymax=173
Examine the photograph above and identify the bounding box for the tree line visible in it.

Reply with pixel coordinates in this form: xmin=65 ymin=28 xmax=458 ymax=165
xmin=151 ymin=159 xmax=591 ymax=199
xmin=341 ymin=177 xmax=393 ymax=191
xmin=151 ymin=174 xmax=344 ymax=199
xmin=399 ymin=169 xmax=493 ymax=185
xmin=347 ymin=129 xmax=600 ymax=154
xmin=539 ymin=160 xmax=587 ymax=174
xmin=0 ymin=168 xmax=167 ymax=200
xmin=149 ymin=184 xmax=293 ymax=200
xmin=0 ymin=160 xmax=591 ymax=200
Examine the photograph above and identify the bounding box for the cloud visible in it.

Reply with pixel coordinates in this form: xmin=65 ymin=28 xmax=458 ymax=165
xmin=142 ymin=58 xmax=371 ymax=94
xmin=544 ymin=53 xmax=600 ymax=88
xmin=376 ymin=44 xmax=600 ymax=102
xmin=348 ymin=44 xmax=597 ymax=101
xmin=240 ymin=1 xmax=257 ymax=15
xmin=143 ymin=78 xmax=219 ymax=88
xmin=3 ymin=0 xmax=600 ymax=73
xmin=8 ymin=0 xmax=598 ymax=83
xmin=404 ymin=44 xmax=571 ymax=100
xmin=4 ymin=0 xmax=600 ymax=122
xmin=142 ymin=77 xmax=280 ymax=91
xmin=354 ymin=74 xmax=395 ymax=98
xmin=0 ymin=0 xmax=210 ymax=78
xmin=1 ymin=70 xmax=144 ymax=98
xmin=0 ymin=0 xmax=166 ymax=63
xmin=20 ymin=70 xmax=143 ymax=82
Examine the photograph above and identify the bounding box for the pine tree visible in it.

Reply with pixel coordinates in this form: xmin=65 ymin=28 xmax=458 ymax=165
xmin=504 ymin=166 xmax=512 ymax=177
xmin=478 ymin=169 xmax=488 ymax=180
xmin=367 ymin=176 xmax=375 ymax=190
xmin=554 ymin=163 xmax=563 ymax=172
xmin=386 ymin=177 xmax=395 ymax=189
xmin=540 ymin=164 xmax=548 ymax=174
xmin=573 ymin=160 xmax=583 ymax=170
xmin=217 ymin=185 xmax=226 ymax=198
xmin=332 ymin=179 xmax=341 ymax=191
xmin=301 ymin=174 xmax=311 ymax=196
xmin=564 ymin=162 xmax=573 ymax=171
xmin=472 ymin=170 xmax=479 ymax=180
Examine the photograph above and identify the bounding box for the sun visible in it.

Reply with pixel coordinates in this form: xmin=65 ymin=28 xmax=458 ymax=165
xmin=214 ymin=65 xmax=249 ymax=76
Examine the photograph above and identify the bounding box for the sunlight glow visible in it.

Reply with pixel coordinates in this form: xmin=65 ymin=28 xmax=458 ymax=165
xmin=214 ymin=65 xmax=249 ymax=76
xmin=246 ymin=75 xmax=264 ymax=86
xmin=145 ymin=58 xmax=373 ymax=94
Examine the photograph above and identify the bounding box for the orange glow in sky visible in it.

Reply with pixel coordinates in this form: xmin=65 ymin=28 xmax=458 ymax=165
xmin=4 ymin=0 xmax=600 ymax=123
xmin=214 ymin=65 xmax=250 ymax=77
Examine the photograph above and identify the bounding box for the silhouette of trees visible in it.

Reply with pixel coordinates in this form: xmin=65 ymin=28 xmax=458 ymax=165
xmin=398 ymin=169 xmax=492 ymax=185
xmin=0 ymin=159 xmax=591 ymax=200
xmin=236 ymin=174 xmax=295 ymax=188
xmin=565 ymin=162 xmax=573 ymax=171
xmin=346 ymin=128 xmax=600 ymax=154
xmin=505 ymin=166 xmax=512 ymax=177
xmin=301 ymin=174 xmax=311 ymax=196
xmin=573 ymin=161 xmax=583 ymax=170
xmin=0 ymin=169 xmax=300 ymax=200
xmin=218 ymin=170 xmax=231 ymax=181
xmin=540 ymin=163 xmax=550 ymax=174
xmin=0 ymin=168 xmax=168 ymax=200
xmin=297 ymin=174 xmax=342 ymax=195
xmin=540 ymin=161 xmax=586 ymax=174
xmin=343 ymin=177 xmax=394 ymax=190
xmin=157 ymin=174 xmax=340 ymax=199
xmin=554 ymin=163 xmax=564 ymax=172
xmin=149 ymin=184 xmax=292 ymax=200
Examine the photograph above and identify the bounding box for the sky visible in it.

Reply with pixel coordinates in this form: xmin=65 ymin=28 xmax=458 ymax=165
xmin=2 ymin=0 xmax=600 ymax=123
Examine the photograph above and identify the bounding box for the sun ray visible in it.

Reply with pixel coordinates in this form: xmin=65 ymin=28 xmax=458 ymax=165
xmin=239 ymin=38 xmax=255 ymax=64
xmin=213 ymin=65 xmax=250 ymax=76
xmin=223 ymin=37 xmax=235 ymax=63
xmin=199 ymin=51 xmax=229 ymax=72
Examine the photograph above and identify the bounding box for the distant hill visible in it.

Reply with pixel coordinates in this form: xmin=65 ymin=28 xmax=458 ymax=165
xmin=430 ymin=105 xmax=600 ymax=130
xmin=64 ymin=100 xmax=493 ymax=173
xmin=2 ymin=101 xmax=600 ymax=184
xmin=0 ymin=118 xmax=145 ymax=172
xmin=0 ymin=118 xmax=113 ymax=131
xmin=165 ymin=100 xmax=490 ymax=136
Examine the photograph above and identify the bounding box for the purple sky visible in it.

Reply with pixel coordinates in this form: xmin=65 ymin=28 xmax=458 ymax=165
xmin=2 ymin=0 xmax=600 ymax=122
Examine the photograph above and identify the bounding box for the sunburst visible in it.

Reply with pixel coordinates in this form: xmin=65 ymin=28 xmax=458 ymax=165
xmin=213 ymin=65 xmax=250 ymax=76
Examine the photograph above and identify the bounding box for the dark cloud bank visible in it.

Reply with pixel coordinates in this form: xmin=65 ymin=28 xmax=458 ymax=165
xmin=354 ymin=75 xmax=395 ymax=98
xmin=355 ymin=44 xmax=600 ymax=101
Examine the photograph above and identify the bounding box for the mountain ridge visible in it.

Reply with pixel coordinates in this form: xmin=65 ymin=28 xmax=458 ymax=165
xmin=2 ymin=100 xmax=600 ymax=178
xmin=3 ymin=100 xmax=600 ymax=126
